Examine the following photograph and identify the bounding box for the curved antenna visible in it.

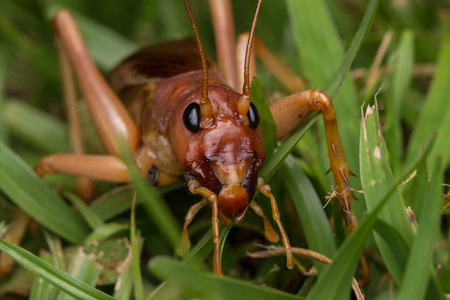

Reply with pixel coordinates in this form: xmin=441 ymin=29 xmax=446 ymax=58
xmin=183 ymin=0 xmax=214 ymax=128
xmin=238 ymin=0 xmax=263 ymax=118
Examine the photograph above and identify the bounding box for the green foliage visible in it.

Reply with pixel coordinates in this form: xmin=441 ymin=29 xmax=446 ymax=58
xmin=0 ymin=0 xmax=449 ymax=299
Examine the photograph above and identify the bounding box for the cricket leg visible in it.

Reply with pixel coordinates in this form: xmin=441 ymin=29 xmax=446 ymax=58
xmin=50 ymin=10 xmax=139 ymax=156
xmin=270 ymin=89 xmax=356 ymax=226
xmin=250 ymin=201 xmax=279 ymax=243
xmin=55 ymin=27 xmax=95 ymax=200
xmin=36 ymin=154 xmax=130 ymax=183
xmin=177 ymin=198 xmax=208 ymax=256
xmin=257 ymin=178 xmax=294 ymax=270
xmin=187 ymin=180 xmax=223 ymax=275
xmin=36 ymin=10 xmax=140 ymax=185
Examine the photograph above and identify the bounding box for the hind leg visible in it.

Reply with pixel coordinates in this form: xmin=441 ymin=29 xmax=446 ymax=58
xmin=36 ymin=11 xmax=139 ymax=185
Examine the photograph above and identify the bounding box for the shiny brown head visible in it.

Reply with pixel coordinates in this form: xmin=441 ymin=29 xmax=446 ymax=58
xmin=169 ymin=76 xmax=265 ymax=218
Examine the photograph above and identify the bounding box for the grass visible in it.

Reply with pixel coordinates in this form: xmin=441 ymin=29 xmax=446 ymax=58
xmin=0 ymin=0 xmax=449 ymax=299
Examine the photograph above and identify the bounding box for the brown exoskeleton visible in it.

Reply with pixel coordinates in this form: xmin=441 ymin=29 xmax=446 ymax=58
xmin=35 ymin=0 xmax=355 ymax=275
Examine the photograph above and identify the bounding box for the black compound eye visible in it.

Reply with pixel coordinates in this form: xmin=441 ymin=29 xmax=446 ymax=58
xmin=247 ymin=102 xmax=260 ymax=129
xmin=183 ymin=102 xmax=201 ymax=133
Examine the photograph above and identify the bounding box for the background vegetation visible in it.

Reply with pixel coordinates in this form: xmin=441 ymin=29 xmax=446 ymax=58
xmin=0 ymin=0 xmax=449 ymax=299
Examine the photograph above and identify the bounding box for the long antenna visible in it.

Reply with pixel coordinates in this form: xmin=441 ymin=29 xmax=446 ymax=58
xmin=183 ymin=0 xmax=214 ymax=128
xmin=238 ymin=0 xmax=262 ymax=118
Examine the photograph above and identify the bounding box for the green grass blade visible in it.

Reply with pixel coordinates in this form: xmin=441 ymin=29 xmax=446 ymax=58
xmin=90 ymin=185 xmax=136 ymax=221
xmin=55 ymin=248 xmax=103 ymax=300
xmin=65 ymin=192 xmax=105 ymax=230
xmin=405 ymin=23 xmax=450 ymax=173
xmin=0 ymin=140 xmax=89 ymax=243
xmin=134 ymin=177 xmax=181 ymax=249
xmin=385 ymin=31 xmax=414 ymax=174
xmin=251 ymin=77 xmax=277 ymax=159
xmin=397 ymin=159 xmax=444 ymax=300
xmin=120 ymin=146 xmax=180 ymax=249
xmin=43 ymin=231 xmax=65 ymax=270
xmin=146 ymin=282 xmax=191 ymax=300
xmin=131 ymin=197 xmax=144 ymax=300
xmin=259 ymin=120 xmax=311 ymax=181
xmin=359 ymin=102 xmax=415 ymax=283
xmin=372 ymin=219 xmax=410 ymax=270
xmin=84 ymin=223 xmax=129 ymax=242
xmin=113 ymin=255 xmax=133 ymax=300
xmin=90 ymin=182 xmax=183 ymax=222
xmin=323 ymin=0 xmax=380 ymax=99
xmin=2 ymin=100 xmax=69 ymax=153
xmin=29 ymin=252 xmax=58 ymax=300
xmin=149 ymin=257 xmax=303 ymax=300
xmin=0 ymin=240 xmax=114 ymax=300
xmin=403 ymin=160 xmax=429 ymax=221
xmin=149 ymin=225 xmax=232 ymax=300
xmin=282 ymin=156 xmax=336 ymax=262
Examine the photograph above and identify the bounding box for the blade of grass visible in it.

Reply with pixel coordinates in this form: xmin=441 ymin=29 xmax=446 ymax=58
xmin=90 ymin=181 xmax=184 ymax=222
xmin=397 ymin=158 xmax=444 ymax=300
xmin=0 ymin=140 xmax=89 ymax=243
xmin=372 ymin=218 xmax=410 ymax=269
xmin=55 ymin=248 xmax=102 ymax=300
xmin=29 ymin=252 xmax=58 ymax=300
xmin=149 ymin=257 xmax=303 ymax=300
xmin=405 ymin=21 xmax=450 ymax=173
xmin=133 ymin=177 xmax=180 ymax=248
xmin=65 ymin=192 xmax=105 ymax=230
xmin=282 ymin=156 xmax=336 ymax=263
xmin=403 ymin=160 xmax=429 ymax=221
xmin=84 ymin=223 xmax=129 ymax=242
xmin=43 ymin=231 xmax=65 ymax=270
xmin=2 ymin=100 xmax=69 ymax=153
xmin=0 ymin=240 xmax=114 ymax=300
xmin=121 ymin=148 xmax=181 ymax=249
xmin=251 ymin=77 xmax=277 ymax=159
xmin=146 ymin=281 xmax=190 ymax=300
xmin=385 ymin=30 xmax=414 ymax=174
xmin=148 ymin=225 xmax=231 ymax=300
xmin=113 ymin=251 xmax=134 ymax=300
xmin=360 ymin=101 xmax=415 ymax=283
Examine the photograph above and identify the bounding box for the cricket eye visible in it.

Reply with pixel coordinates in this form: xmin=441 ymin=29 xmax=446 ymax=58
xmin=183 ymin=103 xmax=201 ymax=133
xmin=247 ymin=102 xmax=260 ymax=129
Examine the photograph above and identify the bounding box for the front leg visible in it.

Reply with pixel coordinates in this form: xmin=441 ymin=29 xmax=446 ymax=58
xmin=187 ymin=180 xmax=223 ymax=275
xmin=270 ymin=89 xmax=356 ymax=226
